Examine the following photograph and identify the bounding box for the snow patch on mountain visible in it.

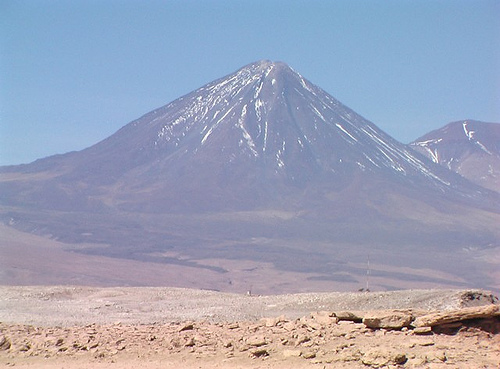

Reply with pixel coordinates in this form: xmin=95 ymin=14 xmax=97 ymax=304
xmin=410 ymin=120 xmax=500 ymax=193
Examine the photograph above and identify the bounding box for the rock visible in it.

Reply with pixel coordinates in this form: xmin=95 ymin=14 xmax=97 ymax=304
xmin=305 ymin=321 xmax=323 ymax=331
xmin=311 ymin=311 xmax=339 ymax=325
xmin=18 ymin=343 xmax=31 ymax=352
xmin=412 ymin=305 xmax=500 ymax=327
xmin=361 ymin=348 xmax=407 ymax=367
xmin=406 ymin=357 xmax=428 ymax=366
xmin=336 ymin=348 xmax=362 ymax=362
xmin=238 ymin=344 xmax=250 ymax=352
xmin=478 ymin=340 xmax=490 ymax=348
xmin=168 ymin=336 xmax=181 ymax=349
xmin=282 ymin=322 xmax=296 ymax=331
xmin=250 ymin=348 xmax=269 ymax=357
xmin=179 ymin=323 xmax=194 ymax=332
xmin=245 ymin=335 xmax=267 ymax=347
xmin=436 ymin=322 xmax=462 ymax=329
xmin=295 ymin=335 xmax=310 ymax=346
xmin=412 ymin=326 xmax=432 ymax=335
xmin=0 ymin=335 xmax=11 ymax=351
xmin=460 ymin=290 xmax=499 ymax=307
xmin=302 ymin=350 xmax=316 ymax=359
xmin=427 ymin=351 xmax=447 ymax=363
xmin=334 ymin=311 xmax=364 ymax=322
xmin=362 ymin=310 xmax=413 ymax=329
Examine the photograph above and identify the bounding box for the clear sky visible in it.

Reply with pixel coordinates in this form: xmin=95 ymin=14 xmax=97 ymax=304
xmin=1 ymin=0 xmax=499 ymax=166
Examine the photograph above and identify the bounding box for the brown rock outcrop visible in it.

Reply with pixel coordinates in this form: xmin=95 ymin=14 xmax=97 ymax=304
xmin=412 ymin=304 xmax=500 ymax=327
xmin=362 ymin=310 xmax=413 ymax=329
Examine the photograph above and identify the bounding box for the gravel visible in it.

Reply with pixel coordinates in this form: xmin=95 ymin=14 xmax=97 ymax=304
xmin=1 ymin=286 xmax=497 ymax=327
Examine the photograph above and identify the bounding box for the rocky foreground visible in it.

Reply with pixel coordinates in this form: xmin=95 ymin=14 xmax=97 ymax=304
xmin=0 ymin=287 xmax=499 ymax=368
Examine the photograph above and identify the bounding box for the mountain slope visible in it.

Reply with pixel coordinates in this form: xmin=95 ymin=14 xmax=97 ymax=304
xmin=410 ymin=120 xmax=500 ymax=193
xmin=1 ymin=61 xmax=499 ymax=292
xmin=1 ymin=61 xmax=496 ymax=213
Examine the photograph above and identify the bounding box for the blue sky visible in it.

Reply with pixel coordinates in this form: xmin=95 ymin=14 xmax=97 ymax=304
xmin=1 ymin=0 xmax=499 ymax=165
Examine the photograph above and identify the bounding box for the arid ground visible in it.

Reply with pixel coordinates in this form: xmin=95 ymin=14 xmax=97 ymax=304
xmin=1 ymin=286 xmax=499 ymax=368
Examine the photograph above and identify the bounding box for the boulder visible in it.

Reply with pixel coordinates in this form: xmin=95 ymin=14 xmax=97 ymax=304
xmin=412 ymin=304 xmax=500 ymax=327
xmin=362 ymin=310 xmax=413 ymax=329
xmin=334 ymin=311 xmax=364 ymax=322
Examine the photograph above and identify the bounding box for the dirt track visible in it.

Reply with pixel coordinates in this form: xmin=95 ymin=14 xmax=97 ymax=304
xmin=1 ymin=287 xmax=499 ymax=368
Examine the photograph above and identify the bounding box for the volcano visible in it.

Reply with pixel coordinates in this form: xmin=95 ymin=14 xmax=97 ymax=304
xmin=1 ymin=61 xmax=499 ymax=293
xmin=2 ymin=60 xmax=496 ymax=213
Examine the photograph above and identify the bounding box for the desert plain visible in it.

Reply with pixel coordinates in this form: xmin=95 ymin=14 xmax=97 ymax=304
xmin=1 ymin=286 xmax=499 ymax=369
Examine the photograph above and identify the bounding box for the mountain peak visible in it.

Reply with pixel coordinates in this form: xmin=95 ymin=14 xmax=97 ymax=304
xmin=236 ymin=60 xmax=301 ymax=87
xmin=412 ymin=120 xmax=500 ymax=155
xmin=411 ymin=120 xmax=500 ymax=192
xmin=244 ymin=59 xmax=291 ymax=73
xmin=3 ymin=61 xmax=497 ymax=213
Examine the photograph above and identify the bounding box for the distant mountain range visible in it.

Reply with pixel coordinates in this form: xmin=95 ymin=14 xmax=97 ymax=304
xmin=1 ymin=61 xmax=498 ymax=293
